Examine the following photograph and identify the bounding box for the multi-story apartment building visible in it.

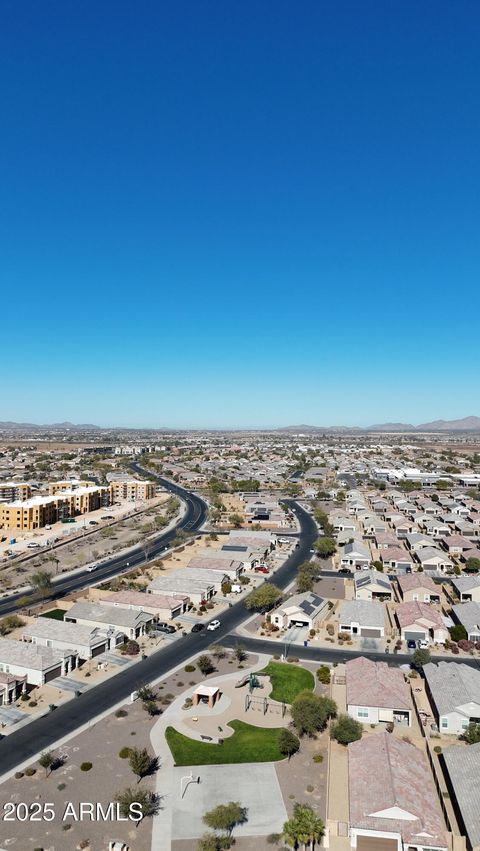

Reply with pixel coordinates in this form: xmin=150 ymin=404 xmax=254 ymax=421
xmin=0 ymin=486 xmax=111 ymax=530
xmin=0 ymin=482 xmax=32 ymax=502
xmin=109 ymin=479 xmax=156 ymax=501
xmin=48 ymin=480 xmax=96 ymax=495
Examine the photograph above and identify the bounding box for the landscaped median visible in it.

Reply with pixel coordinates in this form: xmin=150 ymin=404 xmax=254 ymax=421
xmin=258 ymin=661 xmax=315 ymax=703
xmin=165 ymin=720 xmax=286 ymax=766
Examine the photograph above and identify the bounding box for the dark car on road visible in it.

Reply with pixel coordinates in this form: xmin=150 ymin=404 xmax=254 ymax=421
xmin=191 ymin=623 xmax=205 ymax=633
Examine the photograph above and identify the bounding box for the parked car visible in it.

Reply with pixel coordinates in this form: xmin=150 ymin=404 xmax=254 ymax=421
xmin=407 ymin=639 xmax=417 ymax=650
xmin=89 ymin=520 xmax=99 ymax=526
xmin=254 ymin=566 xmax=269 ymax=574
xmin=191 ymin=623 xmax=205 ymax=633
xmin=101 ymin=515 xmax=115 ymax=520
xmin=417 ymin=639 xmax=429 ymax=649
xmin=207 ymin=619 xmax=221 ymax=631
xmin=154 ymin=623 xmax=175 ymax=634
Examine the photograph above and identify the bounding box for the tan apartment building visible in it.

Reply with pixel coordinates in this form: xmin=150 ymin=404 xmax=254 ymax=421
xmin=109 ymin=479 xmax=155 ymax=501
xmin=0 ymin=486 xmax=111 ymax=530
xmin=0 ymin=482 xmax=32 ymax=502
xmin=48 ymin=480 xmax=96 ymax=495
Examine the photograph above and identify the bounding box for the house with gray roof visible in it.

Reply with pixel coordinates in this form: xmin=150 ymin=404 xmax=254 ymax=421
xmin=442 ymin=742 xmax=480 ymax=851
xmin=451 ymin=575 xmax=480 ymax=603
xmin=424 ymin=661 xmax=480 ymax=735
xmin=0 ymin=636 xmax=71 ymax=687
xmin=354 ymin=570 xmax=392 ymax=601
xmin=147 ymin=571 xmax=215 ymax=604
xmin=338 ymin=600 xmax=385 ymax=638
xmin=22 ymin=617 xmax=109 ymax=660
xmin=270 ymin=592 xmax=329 ymax=630
xmin=451 ymin=601 xmax=480 ymax=643
xmin=65 ymin=602 xmax=153 ymax=645
xmin=340 ymin=540 xmax=371 ymax=570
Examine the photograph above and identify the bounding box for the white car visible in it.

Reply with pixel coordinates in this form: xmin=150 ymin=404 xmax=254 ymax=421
xmin=207 ymin=619 xmax=221 ymax=631
xmin=86 ymin=565 xmax=98 ymax=572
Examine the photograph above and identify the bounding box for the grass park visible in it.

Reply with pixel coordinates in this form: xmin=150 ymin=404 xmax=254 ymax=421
xmin=165 ymin=720 xmax=286 ymax=766
xmin=258 ymin=661 xmax=314 ymax=704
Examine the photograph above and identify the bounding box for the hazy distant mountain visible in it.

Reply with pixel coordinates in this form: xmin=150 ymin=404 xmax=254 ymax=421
xmin=279 ymin=416 xmax=480 ymax=433
xmin=416 ymin=416 xmax=480 ymax=432
xmin=0 ymin=420 xmax=101 ymax=430
xmin=366 ymin=422 xmax=416 ymax=432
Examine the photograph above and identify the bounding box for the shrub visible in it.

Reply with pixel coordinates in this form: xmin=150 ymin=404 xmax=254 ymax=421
xmin=433 ymin=746 xmax=442 ymax=753
xmin=15 ymin=771 xmax=24 ymax=779
xmin=80 ymin=762 xmax=92 ymax=772
xmin=29 ymin=700 xmax=37 ymax=707
xmin=330 ymin=714 xmax=363 ymax=745
xmin=458 ymin=639 xmax=475 ymax=651
xmin=316 ymin=666 xmax=330 ymax=684
xmin=115 ymin=708 xmax=128 ymax=718
xmin=185 ymin=664 xmax=196 ymax=672
xmin=312 ymin=753 xmax=323 ymax=763
xmin=25 ymin=767 xmax=36 ymax=777
xmin=119 ymin=747 xmax=132 ymax=759
xmin=20 ymin=692 xmax=29 ymax=702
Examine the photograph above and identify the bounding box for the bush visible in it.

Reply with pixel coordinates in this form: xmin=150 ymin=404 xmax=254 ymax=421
xmin=20 ymin=692 xmax=29 ymax=702
xmin=185 ymin=664 xmax=196 ymax=672
xmin=15 ymin=771 xmax=24 ymax=779
xmin=25 ymin=767 xmax=36 ymax=776
xmin=122 ymin=640 xmax=140 ymax=656
xmin=119 ymin=747 xmax=132 ymax=759
xmin=458 ymin=639 xmax=475 ymax=651
xmin=115 ymin=708 xmax=128 ymax=718
xmin=29 ymin=700 xmax=37 ymax=707
xmin=312 ymin=753 xmax=323 ymax=763
xmin=330 ymin=714 xmax=363 ymax=745
xmin=433 ymin=746 xmax=442 ymax=753
xmin=80 ymin=762 xmax=92 ymax=772
xmin=316 ymin=666 xmax=331 ymax=684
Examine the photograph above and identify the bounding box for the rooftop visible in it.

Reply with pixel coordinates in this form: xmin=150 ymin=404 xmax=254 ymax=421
xmin=0 ymin=636 xmax=64 ymax=671
xmin=348 ymin=732 xmax=446 ymax=848
xmin=423 ymin=661 xmax=480 ymax=716
xmin=339 ymin=600 xmax=385 ymax=628
xmin=442 ymin=742 xmax=480 ymax=848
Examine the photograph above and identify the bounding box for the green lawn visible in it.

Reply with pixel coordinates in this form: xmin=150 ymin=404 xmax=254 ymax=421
xmin=165 ymin=720 xmax=285 ymax=766
xmin=40 ymin=609 xmax=66 ymax=620
xmin=258 ymin=661 xmax=314 ymax=704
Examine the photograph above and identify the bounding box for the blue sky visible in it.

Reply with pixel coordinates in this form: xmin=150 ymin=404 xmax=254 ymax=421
xmin=2 ymin=1 xmax=479 ymax=428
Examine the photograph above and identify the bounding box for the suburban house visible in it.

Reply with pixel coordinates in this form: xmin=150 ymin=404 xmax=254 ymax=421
xmin=424 ymin=661 xmax=480 ymax=735
xmin=380 ymin=546 xmax=414 ymax=573
xmin=346 ymin=656 xmax=412 ymax=726
xmin=442 ymin=742 xmax=480 ymax=851
xmin=397 ymin=573 xmax=440 ymax=603
xmin=226 ymin=529 xmax=276 ymax=553
xmin=0 ymin=636 xmax=73 ymax=688
xmin=421 ymin=518 xmax=451 ymax=539
xmin=198 ymin=548 xmax=260 ymax=570
xmin=65 ymin=602 xmax=153 ymax=645
xmin=332 ymin=515 xmax=357 ymax=534
xmin=340 ymin=540 xmax=371 ymax=570
xmin=348 ymin=732 xmax=447 ymax=851
xmin=22 ymin=618 xmax=108 ymax=660
xmin=416 ymin=546 xmax=453 ymax=573
xmin=147 ymin=572 xmax=215 ymax=604
xmin=101 ymin=590 xmax=189 ymax=620
xmin=405 ymin=533 xmax=436 ymax=552
xmin=451 ymin=601 xmax=480 ymax=642
xmin=451 ymin=575 xmax=480 ymax=603
xmin=270 ymin=592 xmax=329 ymax=630
xmin=186 ymin=556 xmax=243 ymax=581
xmin=338 ymin=600 xmax=385 ymax=638
xmin=440 ymin=534 xmax=472 ymax=556
xmin=0 ymin=671 xmax=25 ymax=706
xmin=354 ymin=570 xmax=392 ymax=601
xmin=375 ymin=532 xmax=401 ymax=550
xmin=395 ymin=601 xmax=448 ymax=644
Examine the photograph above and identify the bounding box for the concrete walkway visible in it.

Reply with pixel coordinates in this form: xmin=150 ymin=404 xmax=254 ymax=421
xmin=149 ymin=652 xmax=275 ymax=851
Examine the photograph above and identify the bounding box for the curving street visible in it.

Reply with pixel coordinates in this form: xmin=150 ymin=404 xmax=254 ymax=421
xmin=0 ymin=470 xmax=208 ymax=618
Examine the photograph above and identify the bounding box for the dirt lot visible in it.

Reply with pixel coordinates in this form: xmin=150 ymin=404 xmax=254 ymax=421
xmin=0 ymin=495 xmax=174 ymax=595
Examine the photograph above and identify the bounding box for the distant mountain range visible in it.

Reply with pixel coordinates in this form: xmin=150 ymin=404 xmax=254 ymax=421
xmin=1 ymin=416 xmax=480 ymax=433
xmin=278 ymin=416 xmax=480 ymax=433
xmin=0 ymin=421 xmax=102 ymax=430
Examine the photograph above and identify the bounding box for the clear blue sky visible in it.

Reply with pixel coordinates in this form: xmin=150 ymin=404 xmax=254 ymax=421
xmin=2 ymin=1 xmax=479 ymax=428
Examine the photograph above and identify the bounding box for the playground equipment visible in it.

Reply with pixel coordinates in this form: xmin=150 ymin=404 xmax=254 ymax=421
xmin=244 ymin=693 xmax=286 ymax=717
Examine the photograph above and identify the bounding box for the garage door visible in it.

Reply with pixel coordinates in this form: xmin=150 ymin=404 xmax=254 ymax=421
xmin=404 ymin=631 xmax=425 ymax=641
xmin=91 ymin=642 xmax=107 ymax=658
xmin=357 ymin=836 xmax=397 ymax=851
xmin=44 ymin=665 xmax=62 ymax=683
xmin=291 ymin=620 xmax=309 ymax=627
xmin=360 ymin=627 xmax=383 ymax=637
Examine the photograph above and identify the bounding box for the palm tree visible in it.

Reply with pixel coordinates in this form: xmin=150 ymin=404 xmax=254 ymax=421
xmin=283 ymin=803 xmax=324 ymax=850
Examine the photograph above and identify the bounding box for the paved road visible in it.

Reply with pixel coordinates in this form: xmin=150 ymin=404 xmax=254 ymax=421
xmin=0 ymin=470 xmax=208 ymax=618
xmin=0 ymin=499 xmax=318 ymax=773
